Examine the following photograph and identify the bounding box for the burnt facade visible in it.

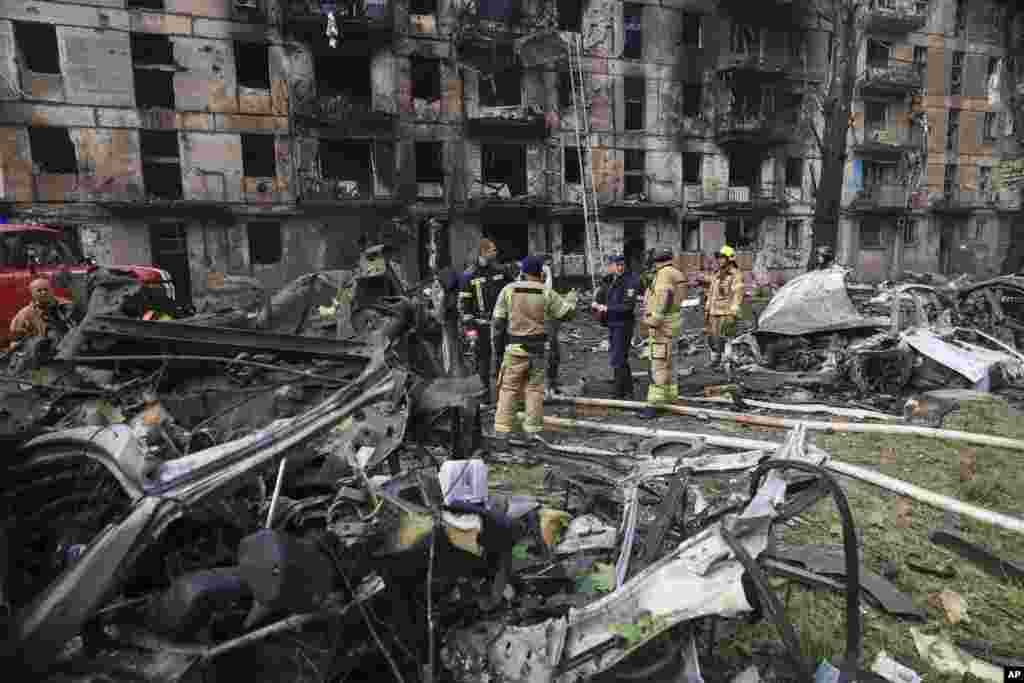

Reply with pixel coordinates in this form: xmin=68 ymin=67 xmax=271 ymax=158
xmin=0 ymin=0 xmax=1021 ymax=301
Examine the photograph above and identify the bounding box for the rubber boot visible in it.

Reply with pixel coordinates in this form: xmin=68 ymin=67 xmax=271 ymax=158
xmin=619 ymin=365 xmax=635 ymax=400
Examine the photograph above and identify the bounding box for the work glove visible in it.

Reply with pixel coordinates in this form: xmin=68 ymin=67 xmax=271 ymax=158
xmin=565 ymin=289 xmax=579 ymax=308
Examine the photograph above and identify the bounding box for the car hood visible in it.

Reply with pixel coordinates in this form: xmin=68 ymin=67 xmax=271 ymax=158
xmin=757 ymin=267 xmax=887 ymax=336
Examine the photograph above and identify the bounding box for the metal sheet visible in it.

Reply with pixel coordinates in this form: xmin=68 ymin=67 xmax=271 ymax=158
xmin=757 ymin=268 xmax=885 ymax=336
xmin=902 ymin=330 xmax=1012 ymax=383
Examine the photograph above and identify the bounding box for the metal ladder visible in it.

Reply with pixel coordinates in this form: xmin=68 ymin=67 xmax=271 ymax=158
xmin=567 ymin=34 xmax=603 ymax=289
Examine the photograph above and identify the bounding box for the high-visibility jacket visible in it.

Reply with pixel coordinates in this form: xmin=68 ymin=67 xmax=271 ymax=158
xmin=645 ymin=263 xmax=687 ymax=337
xmin=706 ymin=264 xmax=745 ymax=317
xmin=492 ymin=280 xmax=576 ymax=356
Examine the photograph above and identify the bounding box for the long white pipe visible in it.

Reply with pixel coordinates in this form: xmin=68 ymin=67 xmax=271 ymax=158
xmin=543 ymin=415 xmax=1024 ymax=535
xmin=555 ymin=396 xmax=1024 ymax=453
xmin=677 ymin=395 xmax=901 ymax=421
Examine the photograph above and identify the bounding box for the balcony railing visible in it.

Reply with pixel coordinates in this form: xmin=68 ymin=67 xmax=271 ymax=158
xmin=853 ymin=125 xmax=923 ymax=154
xmin=292 ymin=92 xmax=395 ymax=130
xmin=932 ymin=188 xmax=1005 ymax=211
xmin=686 ymin=184 xmax=784 ymax=207
xmin=714 ymin=111 xmax=803 ymax=145
xmin=284 ymin=0 xmax=393 ymax=37
xmin=716 ymin=52 xmax=805 ymax=77
xmin=850 ymin=183 xmax=910 ymax=209
xmin=467 ymin=105 xmax=548 ymax=138
xmin=300 ymin=174 xmax=377 ymax=201
xmin=866 ymin=0 xmax=929 ymax=33
xmin=858 ymin=62 xmax=923 ymax=95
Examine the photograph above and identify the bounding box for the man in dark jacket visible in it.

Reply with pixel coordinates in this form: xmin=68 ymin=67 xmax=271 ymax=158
xmin=459 ymin=238 xmax=517 ymax=400
xmin=592 ymin=254 xmax=641 ymax=398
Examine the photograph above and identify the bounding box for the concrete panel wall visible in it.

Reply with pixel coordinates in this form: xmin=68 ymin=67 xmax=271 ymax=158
xmin=180 ymin=131 xmax=243 ymax=201
xmin=59 ymin=27 xmax=134 ymax=106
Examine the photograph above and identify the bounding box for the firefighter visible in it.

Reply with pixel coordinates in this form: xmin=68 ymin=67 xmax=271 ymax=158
xmin=705 ymin=245 xmax=746 ymax=369
xmin=459 ymin=239 xmax=517 ymax=400
xmin=492 ymin=255 xmax=577 ymax=438
xmin=595 ymin=254 xmax=641 ymax=399
xmin=10 ymin=278 xmax=58 ymax=347
xmin=644 ymin=248 xmax=687 ymax=406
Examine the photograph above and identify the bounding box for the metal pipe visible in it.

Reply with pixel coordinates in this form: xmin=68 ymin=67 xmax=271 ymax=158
xmin=678 ymin=396 xmax=900 ymax=422
xmin=265 ymin=457 xmax=288 ymax=528
xmin=553 ymin=396 xmax=1024 ymax=453
xmin=542 ymin=415 xmax=1024 ymax=535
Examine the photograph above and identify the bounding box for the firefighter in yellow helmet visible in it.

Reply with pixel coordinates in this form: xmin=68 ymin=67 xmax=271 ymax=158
xmin=705 ymin=245 xmax=745 ymax=369
xmin=492 ymin=255 xmax=577 ymax=438
xmin=643 ymin=248 xmax=687 ymax=407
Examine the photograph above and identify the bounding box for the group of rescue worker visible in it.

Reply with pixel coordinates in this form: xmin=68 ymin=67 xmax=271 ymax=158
xmin=451 ymin=236 xmax=749 ymax=441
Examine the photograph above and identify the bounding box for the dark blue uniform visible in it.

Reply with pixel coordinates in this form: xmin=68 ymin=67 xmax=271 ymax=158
xmin=606 ymin=271 xmax=641 ymax=397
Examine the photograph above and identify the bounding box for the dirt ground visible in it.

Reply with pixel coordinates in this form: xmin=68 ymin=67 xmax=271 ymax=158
xmin=486 ymin=314 xmax=1024 ymax=682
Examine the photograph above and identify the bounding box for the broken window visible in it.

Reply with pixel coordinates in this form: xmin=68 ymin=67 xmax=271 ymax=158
xmin=561 ymin=219 xmax=585 ymax=253
xmin=14 ymin=22 xmax=61 ymax=74
xmin=132 ymin=34 xmax=176 ymax=109
xmin=558 ymin=71 xmax=573 ymax=108
xmin=315 ymin=54 xmax=372 ymax=100
xmin=683 ymin=152 xmax=701 ymax=184
xmin=623 ymin=149 xmax=645 ymax=197
xmin=28 ymin=127 xmax=77 ymax=174
xmin=865 ymin=100 xmax=887 ymax=130
xmin=416 ymin=141 xmax=444 ymax=184
xmin=785 ymin=219 xmax=801 ymax=249
xmin=249 ymin=222 xmax=282 ymax=265
xmin=408 ymin=0 xmax=437 ymax=14
xmin=623 ymin=77 xmax=644 ymax=131
xmin=730 ymin=22 xmax=759 ymax=57
xmin=866 ymin=40 xmax=890 ymax=68
xmin=557 ymin=0 xmax=582 ymax=32
xmin=139 ymin=130 xmax=183 ymax=200
xmin=479 ymin=67 xmax=521 ymax=107
xmin=411 ymin=57 xmax=441 ymax=102
xmin=623 ymin=4 xmax=643 ymax=59
xmin=974 ymin=217 xmax=987 ymax=240
xmin=126 ymin=0 xmax=164 ymax=8
xmin=979 ymin=166 xmax=993 ymax=199
xmin=860 ymin=219 xmax=882 ymax=248
xmin=950 ymin=51 xmax=963 ymax=96
xmin=728 ymin=151 xmax=760 ymax=188
xmin=682 ymin=219 xmax=700 ymax=252
xmin=320 ymin=140 xmax=372 ymax=195
xmin=564 ymin=146 xmax=581 ymax=184
xmin=235 ymin=41 xmax=270 ymax=90
xmin=903 ymin=219 xmax=918 ymax=245
xmin=944 ymin=164 xmax=958 ymax=196
xmin=241 ymin=134 xmax=277 ymax=177
xmin=131 ymin=34 xmax=174 ymax=66
xmin=954 ymin=0 xmax=965 ymax=37
xmin=785 ymin=157 xmax=803 ymax=188
xmin=913 ymin=46 xmax=927 ymax=67
xmin=482 ymin=144 xmax=526 ymax=196
xmin=682 ymin=83 xmax=702 ymax=118
xmin=983 ymin=111 xmax=998 ymax=142
xmin=725 ymin=217 xmax=757 ymax=250
xmin=681 ymin=13 xmax=702 ymax=49
xmin=863 ymin=160 xmax=896 ymax=187
xmin=946 ymin=109 xmax=960 ymax=152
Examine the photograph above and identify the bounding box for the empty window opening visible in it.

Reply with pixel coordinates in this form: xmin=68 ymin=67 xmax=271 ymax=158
xmin=785 ymin=157 xmax=803 ymax=188
xmin=242 ymin=134 xmax=277 ymax=177
xmin=623 ymin=4 xmax=643 ymax=59
xmin=480 ymin=67 xmax=521 ymax=107
xmin=408 ymin=0 xmax=437 ymax=14
xmin=728 ymin=152 xmax=760 ymax=188
xmin=14 ymin=22 xmax=61 ymax=74
xmin=860 ymin=219 xmax=882 ymax=248
xmin=983 ymin=111 xmax=998 ymax=142
xmin=979 ymin=166 xmax=993 ymax=198
xmin=134 ymin=70 xmax=175 ymax=108
xmin=249 ymin=222 xmax=282 ymax=265
xmin=623 ymin=77 xmax=644 ymax=131
xmin=974 ymin=217 xmax=987 ymax=240
xmin=564 ymin=147 xmax=581 ymax=184
xmin=235 ymin=42 xmax=270 ymax=90
xmin=866 ymin=40 xmax=890 ymax=68
xmin=140 ymin=130 xmax=182 ymax=200
xmin=315 ymin=55 xmax=372 ymax=100
xmin=946 ymin=109 xmax=960 ymax=152
xmin=623 ymin=149 xmax=645 ymax=197
xmin=863 ymin=160 xmax=897 ymax=188
xmin=683 ymin=152 xmax=701 ymax=184
xmin=683 ymin=219 xmax=700 ymax=252
xmin=730 ymin=22 xmax=759 ymax=56
xmin=411 ymin=57 xmax=441 ymax=102
xmin=416 ymin=141 xmax=444 ymax=183
xmin=320 ymin=140 xmax=372 ymax=195
xmin=29 ymin=127 xmax=77 ymax=174
xmin=950 ymin=51 xmax=963 ymax=96
xmin=126 ymin=0 xmax=165 ymax=8
xmin=131 ymin=33 xmax=174 ymax=66
xmin=558 ymin=71 xmax=573 ymax=108
xmin=557 ymin=0 xmax=582 ymax=32
xmin=682 ymin=13 xmax=702 ymax=49
xmin=903 ymin=219 xmax=918 ymax=245
xmin=482 ymin=144 xmax=526 ymax=196
xmin=561 ymin=219 xmax=585 ymax=253
xmin=788 ymin=31 xmax=806 ymax=59
xmin=683 ymin=83 xmax=702 ymax=118
xmin=725 ymin=217 xmax=757 ymax=250
xmin=943 ymin=164 xmax=958 ymax=196
xmin=865 ymin=100 xmax=887 ymax=130
xmin=785 ymin=220 xmax=801 ymax=249
xmin=913 ymin=46 xmax=927 ymax=67
xmin=954 ymin=0 xmax=965 ymax=36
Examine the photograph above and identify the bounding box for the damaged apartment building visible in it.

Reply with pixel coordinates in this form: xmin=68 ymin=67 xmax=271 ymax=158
xmin=0 ymin=0 xmax=1022 ymax=306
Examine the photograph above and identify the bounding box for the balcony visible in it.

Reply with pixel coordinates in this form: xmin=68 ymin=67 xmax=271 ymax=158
xmin=714 ymin=111 xmax=803 ymax=146
xmin=857 ymin=62 xmax=923 ymax=96
xmin=284 ymin=0 xmax=393 ymax=43
xmin=466 ymin=105 xmax=549 ymax=139
xmin=292 ymin=93 xmax=395 ymax=132
xmin=716 ymin=53 xmax=802 ymax=79
xmin=456 ymin=0 xmax=556 ymax=72
xmin=852 ymin=125 xmax=923 ymax=158
xmin=865 ymin=0 xmax=929 ymax=33
xmin=931 ymin=188 xmax=1005 ymax=213
xmin=848 ymin=183 xmax=910 ymax=211
xmin=685 ymin=184 xmax=786 ymax=211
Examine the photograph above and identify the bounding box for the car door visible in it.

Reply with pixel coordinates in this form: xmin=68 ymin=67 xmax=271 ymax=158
xmin=0 ymin=232 xmax=24 ymax=343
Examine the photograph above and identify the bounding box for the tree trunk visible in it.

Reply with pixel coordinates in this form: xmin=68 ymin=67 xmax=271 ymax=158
xmin=999 ymin=6 xmax=1024 ymax=274
xmin=808 ymin=2 xmax=862 ymax=270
